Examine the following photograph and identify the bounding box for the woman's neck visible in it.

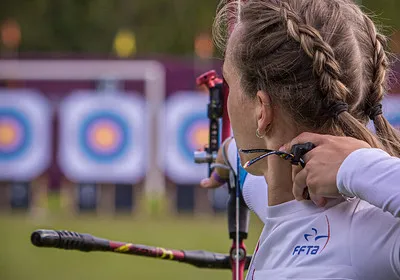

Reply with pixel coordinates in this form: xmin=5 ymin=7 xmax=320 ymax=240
xmin=263 ymin=156 xmax=296 ymax=206
xmin=259 ymin=115 xmax=301 ymax=206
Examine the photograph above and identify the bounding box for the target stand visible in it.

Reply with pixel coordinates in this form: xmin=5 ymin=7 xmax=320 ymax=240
xmin=0 ymin=107 xmax=30 ymax=211
xmin=160 ymin=91 xmax=229 ymax=214
xmin=58 ymin=90 xmax=146 ymax=215
xmin=0 ymin=182 xmax=32 ymax=211
xmin=60 ymin=180 xmax=138 ymax=216
xmin=0 ymin=89 xmax=52 ymax=213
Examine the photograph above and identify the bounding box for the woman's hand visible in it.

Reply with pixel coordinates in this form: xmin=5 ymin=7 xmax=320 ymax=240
xmin=200 ymin=138 xmax=233 ymax=189
xmin=280 ymin=132 xmax=371 ymax=206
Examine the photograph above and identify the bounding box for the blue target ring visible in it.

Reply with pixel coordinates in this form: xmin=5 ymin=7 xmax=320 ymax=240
xmin=387 ymin=115 xmax=400 ymax=131
xmin=0 ymin=108 xmax=31 ymax=161
xmin=178 ymin=112 xmax=209 ymax=162
xmin=79 ymin=111 xmax=130 ymax=163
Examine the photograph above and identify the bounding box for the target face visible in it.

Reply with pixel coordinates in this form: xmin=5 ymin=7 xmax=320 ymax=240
xmin=160 ymin=92 xmax=210 ymax=184
xmin=0 ymin=108 xmax=31 ymax=160
xmin=383 ymin=95 xmax=400 ymax=131
xmin=79 ymin=111 xmax=130 ymax=163
xmin=387 ymin=117 xmax=400 ymax=131
xmin=58 ymin=90 xmax=146 ymax=184
xmin=178 ymin=113 xmax=209 ymax=161
xmin=0 ymin=89 xmax=52 ymax=181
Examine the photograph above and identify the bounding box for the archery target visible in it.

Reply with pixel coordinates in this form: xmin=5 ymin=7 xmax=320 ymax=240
xmin=178 ymin=112 xmax=209 ymax=162
xmin=58 ymin=90 xmax=146 ymax=184
xmin=0 ymin=108 xmax=30 ymax=160
xmin=382 ymin=95 xmax=400 ymax=131
xmin=0 ymin=89 xmax=52 ymax=181
xmin=159 ymin=91 xmax=210 ymax=184
xmin=79 ymin=111 xmax=129 ymax=163
xmin=367 ymin=95 xmax=400 ymax=133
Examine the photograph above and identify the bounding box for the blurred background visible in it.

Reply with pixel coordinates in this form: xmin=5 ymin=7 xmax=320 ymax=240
xmin=0 ymin=1 xmax=399 ymax=279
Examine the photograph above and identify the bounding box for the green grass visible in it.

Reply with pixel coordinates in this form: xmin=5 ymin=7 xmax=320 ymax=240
xmin=0 ymin=212 xmax=263 ymax=280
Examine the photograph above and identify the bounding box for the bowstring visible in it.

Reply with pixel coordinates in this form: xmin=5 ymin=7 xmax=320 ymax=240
xmin=235 ymin=3 xmax=241 ymax=280
xmin=236 ymin=155 xmax=240 ymax=280
xmin=225 ymin=0 xmax=242 ymax=278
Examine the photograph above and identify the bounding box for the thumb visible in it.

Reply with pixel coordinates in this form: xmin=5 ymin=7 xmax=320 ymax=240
xmin=200 ymin=174 xmax=226 ymax=189
xmin=200 ymin=178 xmax=213 ymax=188
xmin=279 ymin=142 xmax=292 ymax=153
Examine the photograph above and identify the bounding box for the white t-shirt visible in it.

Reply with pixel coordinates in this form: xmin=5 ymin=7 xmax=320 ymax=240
xmin=227 ymin=140 xmax=400 ymax=280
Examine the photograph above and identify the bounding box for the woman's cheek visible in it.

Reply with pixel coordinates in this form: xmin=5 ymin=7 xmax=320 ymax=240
xmin=227 ymin=95 xmax=240 ymax=128
xmin=227 ymin=94 xmax=233 ymax=120
xmin=227 ymin=95 xmax=240 ymax=132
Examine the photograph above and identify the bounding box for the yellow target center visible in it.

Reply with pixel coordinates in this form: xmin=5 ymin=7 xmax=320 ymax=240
xmin=94 ymin=127 xmax=115 ymax=147
xmin=193 ymin=128 xmax=209 ymax=146
xmin=0 ymin=125 xmax=16 ymax=145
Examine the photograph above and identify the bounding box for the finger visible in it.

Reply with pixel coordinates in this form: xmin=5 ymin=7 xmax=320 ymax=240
xmin=279 ymin=132 xmax=327 ymax=153
xmin=200 ymin=172 xmax=227 ymax=189
xmin=293 ymin=168 xmax=308 ymax=200
xmin=200 ymin=177 xmax=222 ymax=188
xmin=301 ymin=146 xmax=322 ymax=164
xmin=309 ymin=192 xmax=327 ymax=207
xmin=292 ymin=164 xmax=302 ymax=182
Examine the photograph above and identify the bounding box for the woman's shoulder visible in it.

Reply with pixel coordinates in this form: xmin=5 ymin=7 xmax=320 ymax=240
xmin=352 ymin=199 xmax=398 ymax=218
xmin=347 ymin=200 xmax=400 ymax=279
xmin=327 ymin=198 xmax=398 ymax=224
xmin=312 ymin=198 xmax=399 ymax=237
xmin=350 ymin=199 xmax=400 ymax=229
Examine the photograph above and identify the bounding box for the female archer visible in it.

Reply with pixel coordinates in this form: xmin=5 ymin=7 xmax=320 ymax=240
xmin=202 ymin=0 xmax=400 ymax=279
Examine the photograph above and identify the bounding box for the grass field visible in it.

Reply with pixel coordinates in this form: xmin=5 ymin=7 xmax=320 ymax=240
xmin=0 ymin=211 xmax=263 ymax=280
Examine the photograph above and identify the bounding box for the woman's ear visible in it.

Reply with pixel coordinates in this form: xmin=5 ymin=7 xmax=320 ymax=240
xmin=256 ymin=90 xmax=273 ymax=135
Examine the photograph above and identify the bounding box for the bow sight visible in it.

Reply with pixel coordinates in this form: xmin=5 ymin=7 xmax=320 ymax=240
xmin=194 ymin=70 xmax=224 ymax=176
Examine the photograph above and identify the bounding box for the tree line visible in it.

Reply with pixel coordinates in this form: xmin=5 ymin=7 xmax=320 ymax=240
xmin=1 ymin=0 xmax=399 ymax=55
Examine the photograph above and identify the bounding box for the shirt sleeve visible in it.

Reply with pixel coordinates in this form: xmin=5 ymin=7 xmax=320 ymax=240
xmin=350 ymin=202 xmax=400 ymax=279
xmin=225 ymin=138 xmax=268 ymax=220
xmin=242 ymin=174 xmax=268 ymax=220
xmin=337 ymin=148 xmax=400 ymax=217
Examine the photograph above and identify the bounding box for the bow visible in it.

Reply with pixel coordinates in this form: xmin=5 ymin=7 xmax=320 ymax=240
xmin=195 ymin=2 xmax=250 ymax=279
xmin=30 ymin=1 xmax=253 ymax=279
xmin=195 ymin=67 xmax=250 ymax=280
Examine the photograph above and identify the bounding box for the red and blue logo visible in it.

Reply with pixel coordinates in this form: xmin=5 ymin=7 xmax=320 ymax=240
xmin=292 ymin=215 xmax=330 ymax=255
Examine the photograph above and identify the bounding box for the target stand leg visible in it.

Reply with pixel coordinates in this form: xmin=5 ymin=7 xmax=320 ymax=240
xmin=10 ymin=181 xmax=31 ymax=212
xmin=209 ymin=187 xmax=229 ymax=214
xmin=77 ymin=183 xmax=98 ymax=213
xmin=114 ymin=184 xmax=135 ymax=214
xmin=0 ymin=182 xmax=10 ymax=212
xmin=176 ymin=184 xmax=195 ymax=214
